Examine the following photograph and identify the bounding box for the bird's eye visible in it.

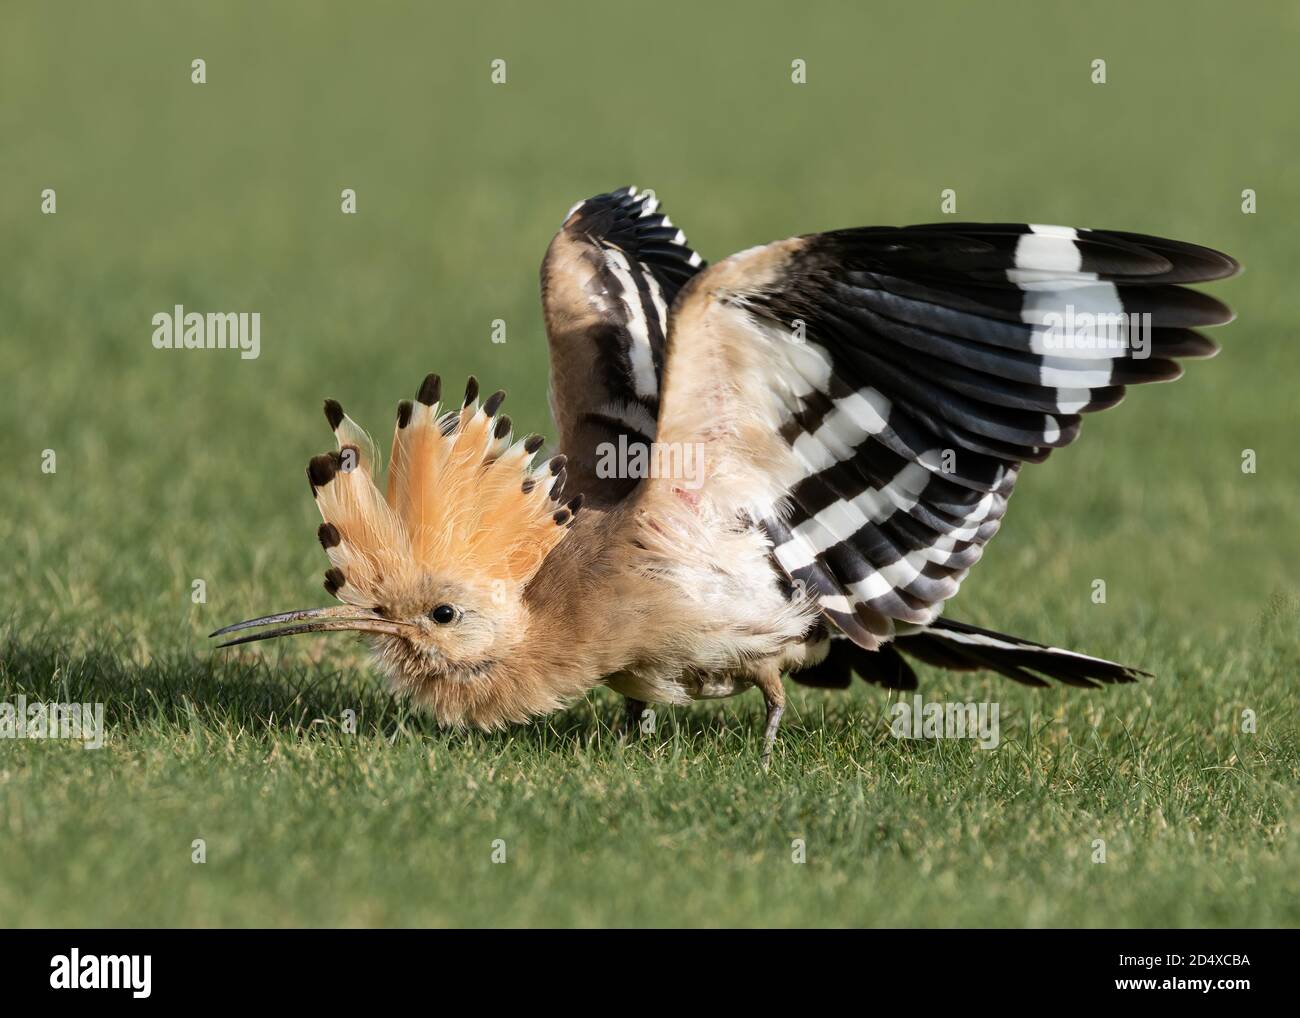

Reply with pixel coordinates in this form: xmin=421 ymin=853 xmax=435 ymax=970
xmin=429 ymin=604 xmax=458 ymax=625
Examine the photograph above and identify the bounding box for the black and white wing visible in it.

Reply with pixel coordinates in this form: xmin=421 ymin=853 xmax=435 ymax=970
xmin=540 ymin=186 xmax=706 ymax=505
xmin=649 ymin=223 xmax=1239 ymax=649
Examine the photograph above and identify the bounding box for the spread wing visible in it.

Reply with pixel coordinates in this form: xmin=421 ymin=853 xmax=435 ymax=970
xmin=540 ymin=186 xmax=705 ymax=505
xmin=648 ymin=223 xmax=1239 ymax=649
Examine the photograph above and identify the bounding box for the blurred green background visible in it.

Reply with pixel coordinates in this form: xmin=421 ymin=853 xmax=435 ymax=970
xmin=0 ymin=0 xmax=1296 ymax=927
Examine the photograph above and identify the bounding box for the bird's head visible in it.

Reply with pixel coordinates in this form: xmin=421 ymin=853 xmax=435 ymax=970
xmin=212 ymin=374 xmax=585 ymax=726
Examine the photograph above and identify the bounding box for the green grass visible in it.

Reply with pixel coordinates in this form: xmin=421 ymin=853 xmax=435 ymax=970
xmin=1 ymin=0 xmax=1297 ymax=927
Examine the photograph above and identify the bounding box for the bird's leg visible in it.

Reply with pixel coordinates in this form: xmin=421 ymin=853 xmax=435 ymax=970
xmin=752 ymin=664 xmax=786 ymax=770
xmin=616 ymin=696 xmax=647 ymax=740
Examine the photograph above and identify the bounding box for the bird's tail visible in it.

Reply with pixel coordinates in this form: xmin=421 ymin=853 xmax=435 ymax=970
xmin=792 ymin=618 xmax=1148 ymax=690
xmin=895 ymin=618 xmax=1148 ymax=688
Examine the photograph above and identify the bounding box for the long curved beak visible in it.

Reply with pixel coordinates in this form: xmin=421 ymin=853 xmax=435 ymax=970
xmin=209 ymin=606 xmax=417 ymax=649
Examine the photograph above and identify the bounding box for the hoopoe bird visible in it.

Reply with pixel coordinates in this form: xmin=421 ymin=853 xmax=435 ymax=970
xmin=214 ymin=187 xmax=1239 ymax=764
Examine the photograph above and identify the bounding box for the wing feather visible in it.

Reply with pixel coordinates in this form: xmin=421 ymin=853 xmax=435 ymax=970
xmin=540 ymin=187 xmax=705 ymax=506
xmin=647 ymin=222 xmax=1238 ymax=647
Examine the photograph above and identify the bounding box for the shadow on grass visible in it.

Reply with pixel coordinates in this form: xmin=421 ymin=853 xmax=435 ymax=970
xmin=0 ymin=628 xmax=809 ymax=751
xmin=0 ymin=627 xmax=397 ymax=737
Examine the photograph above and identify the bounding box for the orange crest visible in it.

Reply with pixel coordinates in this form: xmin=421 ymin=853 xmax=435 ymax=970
xmin=307 ymin=374 xmax=580 ymax=606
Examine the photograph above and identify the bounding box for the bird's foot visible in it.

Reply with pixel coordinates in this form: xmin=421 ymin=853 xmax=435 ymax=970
xmin=760 ymin=701 xmax=784 ymax=770
xmin=615 ymin=697 xmax=647 ymax=741
xmin=752 ymin=664 xmax=786 ymax=771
